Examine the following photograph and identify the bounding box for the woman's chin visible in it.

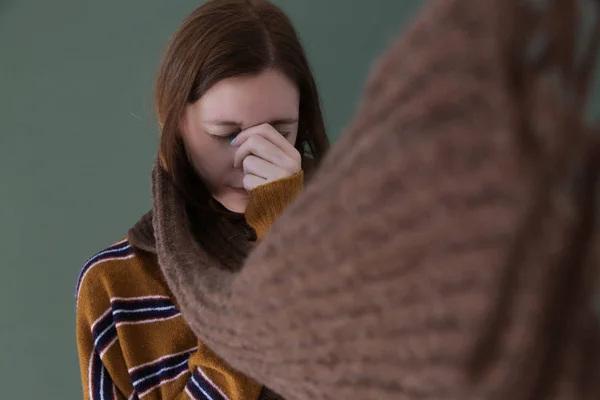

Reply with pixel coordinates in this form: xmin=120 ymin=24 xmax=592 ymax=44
xmin=215 ymin=192 xmax=249 ymax=214
xmin=231 ymin=187 xmax=249 ymax=197
xmin=227 ymin=202 xmax=248 ymax=214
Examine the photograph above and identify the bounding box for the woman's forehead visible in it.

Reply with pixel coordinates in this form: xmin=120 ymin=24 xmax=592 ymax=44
xmin=193 ymin=69 xmax=300 ymax=126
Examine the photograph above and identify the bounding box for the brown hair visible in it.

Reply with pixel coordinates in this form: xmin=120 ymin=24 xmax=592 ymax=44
xmin=154 ymin=0 xmax=329 ymax=202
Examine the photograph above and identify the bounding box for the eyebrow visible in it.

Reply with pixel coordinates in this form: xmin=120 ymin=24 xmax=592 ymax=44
xmin=203 ymin=118 xmax=299 ymax=127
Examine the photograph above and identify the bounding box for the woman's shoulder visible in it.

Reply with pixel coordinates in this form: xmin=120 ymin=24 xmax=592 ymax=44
xmin=75 ymin=237 xmax=168 ymax=306
xmin=75 ymin=238 xmax=136 ymax=302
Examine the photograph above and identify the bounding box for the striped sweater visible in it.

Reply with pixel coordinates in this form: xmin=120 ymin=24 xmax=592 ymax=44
xmin=75 ymin=238 xmax=263 ymax=400
xmin=75 ymin=172 xmax=304 ymax=400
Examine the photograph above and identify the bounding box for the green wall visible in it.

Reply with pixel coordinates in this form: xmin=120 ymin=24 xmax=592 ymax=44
xmin=0 ymin=0 xmax=421 ymax=398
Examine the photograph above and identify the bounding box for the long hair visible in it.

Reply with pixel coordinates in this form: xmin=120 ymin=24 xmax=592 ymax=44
xmin=154 ymin=0 xmax=329 ymax=204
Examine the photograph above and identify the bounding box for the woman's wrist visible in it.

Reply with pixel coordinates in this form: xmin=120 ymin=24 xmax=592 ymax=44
xmin=244 ymin=170 xmax=304 ymax=240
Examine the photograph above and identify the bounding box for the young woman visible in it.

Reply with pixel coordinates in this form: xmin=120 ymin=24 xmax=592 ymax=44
xmin=133 ymin=1 xmax=600 ymax=400
xmin=75 ymin=1 xmax=329 ymax=399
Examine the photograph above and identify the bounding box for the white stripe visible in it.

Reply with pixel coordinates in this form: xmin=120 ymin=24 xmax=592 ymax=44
xmin=100 ymin=362 xmax=106 ymax=400
xmin=128 ymin=346 xmax=197 ymax=374
xmin=137 ymin=369 xmax=190 ymax=398
xmin=110 ymin=295 xmax=170 ymax=302
xmin=88 ymin=350 xmax=95 ymax=400
xmin=116 ymin=313 xmax=181 ymax=328
xmin=99 ymin=337 xmax=118 ymax=358
xmin=79 ymin=240 xmax=129 ymax=275
xmin=91 ymin=308 xmax=117 ymax=353
xmin=185 ymin=387 xmax=198 ymax=400
xmin=92 ymin=306 xmax=181 ymax=344
xmin=127 ymin=391 xmax=136 ymax=400
xmin=191 ymin=375 xmax=215 ymax=400
xmin=197 ymin=368 xmax=231 ymax=400
xmin=91 ymin=308 xmax=112 ymax=332
xmin=113 ymin=306 xmax=175 ymax=314
xmin=133 ymin=359 xmax=188 ymax=386
xmin=94 ymin=322 xmax=116 ymax=349
xmin=77 ymin=252 xmax=135 ymax=301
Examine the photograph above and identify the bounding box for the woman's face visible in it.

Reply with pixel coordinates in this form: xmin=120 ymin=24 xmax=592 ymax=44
xmin=181 ymin=69 xmax=300 ymax=213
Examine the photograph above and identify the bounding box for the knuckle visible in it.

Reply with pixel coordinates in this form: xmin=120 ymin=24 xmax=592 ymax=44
xmin=288 ymin=153 xmax=302 ymax=172
xmin=276 ymin=170 xmax=288 ymax=180
xmin=280 ymin=157 xmax=293 ymax=170
xmin=242 ymin=156 xmax=252 ymax=170
xmin=292 ymin=149 xmax=302 ymax=163
xmin=287 ymin=161 xmax=299 ymax=174
xmin=234 ymin=154 xmax=244 ymax=168
xmin=243 ymin=175 xmax=253 ymax=190
xmin=246 ymin=135 xmax=260 ymax=147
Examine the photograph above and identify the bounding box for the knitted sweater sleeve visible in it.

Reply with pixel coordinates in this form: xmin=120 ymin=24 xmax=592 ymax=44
xmin=244 ymin=171 xmax=304 ymax=240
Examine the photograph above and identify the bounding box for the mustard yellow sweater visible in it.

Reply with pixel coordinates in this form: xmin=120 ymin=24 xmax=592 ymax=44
xmin=75 ymin=172 xmax=303 ymax=400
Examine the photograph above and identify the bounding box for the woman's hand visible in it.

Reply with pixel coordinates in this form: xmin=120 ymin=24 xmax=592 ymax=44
xmin=232 ymin=123 xmax=301 ymax=192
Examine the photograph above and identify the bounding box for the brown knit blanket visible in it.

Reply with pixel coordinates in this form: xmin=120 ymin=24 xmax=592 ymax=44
xmin=131 ymin=0 xmax=600 ymax=399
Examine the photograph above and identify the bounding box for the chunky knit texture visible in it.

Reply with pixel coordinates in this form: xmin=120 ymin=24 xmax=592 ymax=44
xmin=131 ymin=0 xmax=600 ymax=399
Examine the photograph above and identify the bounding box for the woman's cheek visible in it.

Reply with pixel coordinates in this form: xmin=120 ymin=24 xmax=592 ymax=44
xmin=189 ymin=144 xmax=235 ymax=190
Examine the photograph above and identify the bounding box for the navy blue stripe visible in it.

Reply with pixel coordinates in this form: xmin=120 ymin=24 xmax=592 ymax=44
xmin=91 ymin=351 xmax=115 ymax=400
xmin=92 ymin=299 xmax=180 ymax=355
xmin=186 ymin=374 xmax=211 ymax=400
xmin=91 ymin=351 xmax=103 ymax=400
xmin=111 ymin=298 xmax=174 ymax=311
xmin=114 ymin=307 xmax=179 ymax=324
xmin=92 ymin=312 xmax=114 ymax=337
xmin=190 ymin=368 xmax=226 ymax=400
xmin=102 ymin=366 xmax=113 ymax=398
xmin=132 ymin=355 xmax=189 ymax=394
xmin=95 ymin=324 xmax=117 ymax=353
xmin=76 ymin=241 xmax=132 ymax=298
xmin=130 ymin=352 xmax=191 ymax=385
xmin=92 ymin=312 xmax=117 ymax=352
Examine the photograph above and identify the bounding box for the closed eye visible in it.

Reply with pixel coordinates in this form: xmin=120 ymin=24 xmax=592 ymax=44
xmin=210 ymin=129 xmax=290 ymax=142
xmin=210 ymin=131 xmax=240 ymax=141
